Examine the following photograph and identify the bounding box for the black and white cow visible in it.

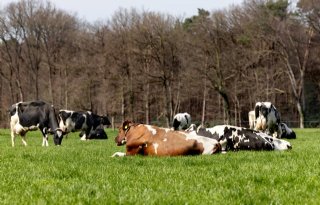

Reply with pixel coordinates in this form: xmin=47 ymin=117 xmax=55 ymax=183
xmin=9 ymin=101 xmax=64 ymax=147
xmin=58 ymin=110 xmax=111 ymax=140
xmin=173 ymin=112 xmax=191 ymax=130
xmin=79 ymin=128 xmax=108 ymax=140
xmin=192 ymin=125 xmax=292 ymax=152
xmin=279 ymin=123 xmax=296 ymax=139
xmin=254 ymin=102 xmax=281 ymax=137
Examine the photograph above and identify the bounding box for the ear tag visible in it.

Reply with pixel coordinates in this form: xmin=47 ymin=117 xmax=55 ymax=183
xmin=124 ymin=125 xmax=128 ymax=130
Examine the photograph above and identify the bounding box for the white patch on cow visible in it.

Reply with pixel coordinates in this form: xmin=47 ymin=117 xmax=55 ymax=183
xmin=173 ymin=112 xmax=191 ymax=130
xmin=145 ymin=125 xmax=157 ymax=135
xmin=60 ymin=109 xmax=73 ymax=113
xmin=163 ymin=138 xmax=167 ymax=142
xmin=64 ymin=117 xmax=76 ymax=132
xmin=164 ymin=128 xmax=171 ymax=133
xmin=272 ymin=138 xmax=292 ymax=150
xmin=184 ymin=131 xmax=219 ymax=155
xmin=111 ymin=152 xmax=126 ymax=157
xmin=80 ymin=133 xmax=87 ymax=141
xmin=42 ymin=135 xmax=49 ymax=147
xmin=87 ymin=111 xmax=92 ymax=115
xmin=207 ymin=125 xmax=226 ymax=138
xmin=263 ymin=102 xmax=272 ymax=108
xmin=153 ymin=143 xmax=159 ymax=154
xmin=56 ymin=130 xmax=63 ymax=138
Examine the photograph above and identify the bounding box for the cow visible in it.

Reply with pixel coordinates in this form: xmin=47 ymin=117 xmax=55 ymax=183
xmin=279 ymin=123 xmax=296 ymax=139
xmin=254 ymin=102 xmax=281 ymax=138
xmin=248 ymin=110 xmax=256 ymax=129
xmin=9 ymin=101 xmax=64 ymax=147
xmin=193 ymin=125 xmax=292 ymax=152
xmin=173 ymin=112 xmax=191 ymax=130
xmin=58 ymin=110 xmax=111 ymax=140
xmin=112 ymin=120 xmax=221 ymax=157
xmin=79 ymin=128 xmax=108 ymax=140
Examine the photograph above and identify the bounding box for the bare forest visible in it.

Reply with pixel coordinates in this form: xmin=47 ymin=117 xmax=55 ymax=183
xmin=0 ymin=0 xmax=319 ymax=128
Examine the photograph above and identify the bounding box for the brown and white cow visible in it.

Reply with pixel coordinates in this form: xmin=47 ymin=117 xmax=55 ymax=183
xmin=112 ymin=120 xmax=221 ymax=157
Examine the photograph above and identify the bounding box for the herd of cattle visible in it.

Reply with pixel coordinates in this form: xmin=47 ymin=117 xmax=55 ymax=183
xmin=8 ymin=100 xmax=295 ymax=157
xmin=9 ymin=101 xmax=110 ymax=147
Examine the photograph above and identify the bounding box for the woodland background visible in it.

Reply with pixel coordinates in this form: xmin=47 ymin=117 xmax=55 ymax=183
xmin=0 ymin=0 xmax=319 ymax=128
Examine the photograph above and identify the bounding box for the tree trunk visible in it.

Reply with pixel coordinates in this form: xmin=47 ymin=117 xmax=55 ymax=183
xmin=297 ymin=100 xmax=304 ymax=128
xmin=164 ymin=78 xmax=173 ymax=128
xmin=201 ymin=77 xmax=207 ymax=126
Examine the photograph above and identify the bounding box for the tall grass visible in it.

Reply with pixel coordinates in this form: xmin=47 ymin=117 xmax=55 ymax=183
xmin=0 ymin=128 xmax=319 ymax=204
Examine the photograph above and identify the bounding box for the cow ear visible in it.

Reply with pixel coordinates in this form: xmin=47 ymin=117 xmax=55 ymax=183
xmin=123 ymin=120 xmax=132 ymax=130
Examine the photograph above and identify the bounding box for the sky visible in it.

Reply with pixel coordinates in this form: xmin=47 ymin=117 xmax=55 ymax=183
xmin=0 ymin=0 xmax=244 ymax=22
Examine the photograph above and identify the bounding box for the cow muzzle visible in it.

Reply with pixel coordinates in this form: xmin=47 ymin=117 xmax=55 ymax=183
xmin=115 ymin=137 xmax=126 ymax=146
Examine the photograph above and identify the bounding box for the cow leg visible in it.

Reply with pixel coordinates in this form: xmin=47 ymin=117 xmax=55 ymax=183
xmin=80 ymin=129 xmax=90 ymax=141
xmin=80 ymin=132 xmax=87 ymax=141
xmin=42 ymin=135 xmax=49 ymax=146
xmin=41 ymin=129 xmax=49 ymax=147
xmin=111 ymin=152 xmax=126 ymax=157
xmin=20 ymin=134 xmax=27 ymax=146
xmin=10 ymin=129 xmax=16 ymax=147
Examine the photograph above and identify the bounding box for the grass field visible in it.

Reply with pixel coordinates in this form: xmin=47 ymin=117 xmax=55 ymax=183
xmin=0 ymin=128 xmax=319 ymax=204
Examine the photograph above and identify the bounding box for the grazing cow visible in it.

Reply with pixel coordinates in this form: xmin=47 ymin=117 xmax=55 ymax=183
xmin=79 ymin=128 xmax=108 ymax=140
xmin=9 ymin=101 xmax=64 ymax=147
xmin=173 ymin=112 xmax=191 ymax=130
xmin=254 ymin=102 xmax=281 ymax=137
xmin=112 ymin=120 xmax=221 ymax=157
xmin=193 ymin=125 xmax=292 ymax=152
xmin=248 ymin=110 xmax=256 ymax=129
xmin=58 ymin=110 xmax=111 ymax=140
xmin=279 ymin=123 xmax=296 ymax=139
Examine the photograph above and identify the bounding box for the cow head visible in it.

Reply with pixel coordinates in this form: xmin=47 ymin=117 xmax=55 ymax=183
xmin=48 ymin=128 xmax=64 ymax=145
xmin=279 ymin=123 xmax=296 ymax=139
xmin=115 ymin=120 xmax=133 ymax=146
xmin=101 ymin=115 xmax=111 ymax=126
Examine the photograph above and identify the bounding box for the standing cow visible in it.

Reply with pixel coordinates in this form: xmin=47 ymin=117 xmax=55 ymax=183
xmin=254 ymin=102 xmax=281 ymax=138
xmin=58 ymin=110 xmax=111 ymax=140
xmin=173 ymin=112 xmax=191 ymax=130
xmin=9 ymin=101 xmax=64 ymax=147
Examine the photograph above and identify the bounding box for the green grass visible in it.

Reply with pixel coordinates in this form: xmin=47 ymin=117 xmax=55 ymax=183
xmin=0 ymin=128 xmax=319 ymax=204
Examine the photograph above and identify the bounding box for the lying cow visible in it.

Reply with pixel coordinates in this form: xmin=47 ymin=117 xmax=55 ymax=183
xmin=193 ymin=125 xmax=292 ymax=152
xmin=79 ymin=128 xmax=108 ymax=140
xmin=279 ymin=123 xmax=296 ymax=139
xmin=173 ymin=112 xmax=191 ymax=130
xmin=9 ymin=101 xmax=64 ymax=147
xmin=254 ymin=102 xmax=281 ymax=137
xmin=58 ymin=110 xmax=111 ymax=140
xmin=112 ymin=120 xmax=221 ymax=157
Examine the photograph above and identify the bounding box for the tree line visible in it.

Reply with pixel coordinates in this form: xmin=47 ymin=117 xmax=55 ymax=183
xmin=0 ymin=0 xmax=319 ymax=128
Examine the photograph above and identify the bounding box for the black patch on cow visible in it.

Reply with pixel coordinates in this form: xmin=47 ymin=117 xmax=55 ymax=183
xmin=220 ymin=126 xmax=274 ymax=151
xmin=79 ymin=128 xmax=108 ymax=140
xmin=196 ymin=128 xmax=219 ymax=140
xmin=173 ymin=118 xmax=181 ymax=130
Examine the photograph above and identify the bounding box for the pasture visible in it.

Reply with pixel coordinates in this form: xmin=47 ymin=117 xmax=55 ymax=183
xmin=0 ymin=128 xmax=319 ymax=204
